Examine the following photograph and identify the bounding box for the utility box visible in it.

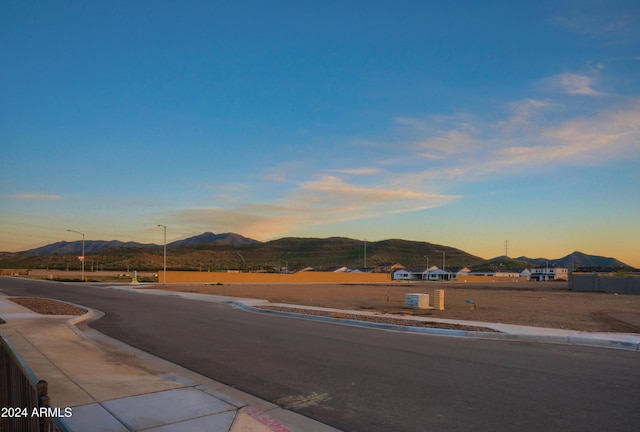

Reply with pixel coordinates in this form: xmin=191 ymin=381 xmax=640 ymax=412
xmin=433 ymin=289 xmax=445 ymax=310
xmin=405 ymin=293 xmax=430 ymax=309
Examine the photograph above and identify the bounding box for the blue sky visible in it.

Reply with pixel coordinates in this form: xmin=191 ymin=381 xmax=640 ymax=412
xmin=1 ymin=0 xmax=639 ymax=266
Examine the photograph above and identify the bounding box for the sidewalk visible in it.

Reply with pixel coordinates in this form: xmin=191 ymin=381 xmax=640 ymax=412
xmin=0 ymin=296 xmax=342 ymax=432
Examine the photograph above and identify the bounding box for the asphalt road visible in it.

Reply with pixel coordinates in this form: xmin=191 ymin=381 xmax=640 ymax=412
xmin=2 ymin=277 xmax=639 ymax=432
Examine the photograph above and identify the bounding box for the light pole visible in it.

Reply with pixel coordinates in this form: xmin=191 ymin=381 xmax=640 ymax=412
xmin=66 ymin=229 xmax=85 ymax=282
xmin=364 ymin=239 xmax=367 ymax=268
xmin=436 ymin=250 xmax=446 ymax=280
xmin=423 ymin=255 xmax=429 ymax=280
xmin=157 ymin=225 xmax=166 ymax=284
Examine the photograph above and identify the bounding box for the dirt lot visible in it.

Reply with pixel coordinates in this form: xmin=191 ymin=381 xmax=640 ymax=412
xmin=9 ymin=297 xmax=87 ymax=316
xmin=143 ymin=281 xmax=640 ymax=333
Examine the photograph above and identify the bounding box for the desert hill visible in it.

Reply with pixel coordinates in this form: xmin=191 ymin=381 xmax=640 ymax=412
xmin=0 ymin=233 xmax=632 ymax=272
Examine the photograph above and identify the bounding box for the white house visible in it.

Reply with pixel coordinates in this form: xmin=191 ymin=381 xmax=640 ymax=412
xmin=530 ymin=266 xmax=568 ymax=281
xmin=392 ymin=266 xmax=470 ymax=281
xmin=470 ymin=269 xmax=525 ymax=278
xmin=393 ymin=266 xmax=431 ymax=280
xmin=393 ymin=269 xmax=412 ymax=280
xmin=518 ymin=268 xmax=531 ymax=279
xmin=427 ymin=267 xmax=453 ymax=281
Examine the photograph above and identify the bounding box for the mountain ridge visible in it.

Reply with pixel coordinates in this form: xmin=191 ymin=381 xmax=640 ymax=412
xmin=0 ymin=233 xmax=633 ymax=271
xmin=514 ymin=251 xmax=629 ymax=269
xmin=168 ymin=232 xmax=260 ymax=248
xmin=20 ymin=232 xmax=259 ymax=255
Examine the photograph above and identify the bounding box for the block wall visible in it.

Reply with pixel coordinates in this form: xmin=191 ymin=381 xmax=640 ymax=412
xmin=158 ymin=271 xmax=391 ymax=284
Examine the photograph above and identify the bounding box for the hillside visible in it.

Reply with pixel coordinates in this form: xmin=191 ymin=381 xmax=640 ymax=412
xmin=0 ymin=236 xmax=485 ymax=272
xmin=516 ymin=251 xmax=629 ymax=269
xmin=21 ymin=232 xmax=258 ymax=255
xmin=24 ymin=240 xmax=155 ymax=255
xmin=471 ymin=256 xmax=534 ymax=271
xmin=168 ymin=232 xmax=259 ymax=248
xmin=1 ymin=233 xmax=632 ymax=273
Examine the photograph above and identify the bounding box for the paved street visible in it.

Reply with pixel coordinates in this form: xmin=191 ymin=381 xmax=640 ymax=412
xmin=1 ymin=277 xmax=639 ymax=432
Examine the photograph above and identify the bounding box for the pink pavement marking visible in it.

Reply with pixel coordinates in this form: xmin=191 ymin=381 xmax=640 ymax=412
xmin=246 ymin=409 xmax=294 ymax=432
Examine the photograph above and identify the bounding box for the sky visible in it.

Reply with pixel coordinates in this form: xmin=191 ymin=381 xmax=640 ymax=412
xmin=1 ymin=0 xmax=639 ymax=267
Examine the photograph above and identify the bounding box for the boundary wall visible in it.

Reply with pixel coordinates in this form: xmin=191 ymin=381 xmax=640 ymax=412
xmin=27 ymin=270 xmax=157 ymax=278
xmin=456 ymin=275 xmax=526 ymax=283
xmin=159 ymin=271 xmax=391 ymax=284
xmin=569 ymin=273 xmax=640 ymax=295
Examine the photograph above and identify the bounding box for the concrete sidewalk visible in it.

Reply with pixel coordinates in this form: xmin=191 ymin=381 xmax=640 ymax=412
xmin=0 ymin=297 xmax=342 ymax=432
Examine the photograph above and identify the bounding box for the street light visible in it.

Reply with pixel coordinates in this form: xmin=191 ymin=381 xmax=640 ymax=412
xmin=157 ymin=225 xmax=166 ymax=284
xmin=363 ymin=239 xmax=367 ymax=268
xmin=66 ymin=229 xmax=85 ymax=282
xmin=436 ymin=250 xmax=446 ymax=281
xmin=423 ymin=255 xmax=429 ymax=281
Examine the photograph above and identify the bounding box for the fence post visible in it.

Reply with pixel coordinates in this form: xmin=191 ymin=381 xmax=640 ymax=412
xmin=38 ymin=380 xmax=49 ymax=431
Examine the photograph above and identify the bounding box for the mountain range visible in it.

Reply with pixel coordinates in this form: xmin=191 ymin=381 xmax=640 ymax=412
xmin=0 ymin=232 xmax=633 ymax=271
xmin=514 ymin=251 xmax=628 ymax=269
xmin=22 ymin=232 xmax=258 ymax=255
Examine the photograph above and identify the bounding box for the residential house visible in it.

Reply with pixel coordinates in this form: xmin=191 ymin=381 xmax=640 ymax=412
xmin=393 ymin=266 xmax=432 ymax=280
xmin=375 ymin=263 xmax=406 ymax=273
xmin=530 ymin=266 xmax=568 ymax=281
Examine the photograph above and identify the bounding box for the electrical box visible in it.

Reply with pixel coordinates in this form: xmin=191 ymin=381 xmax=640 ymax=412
xmin=433 ymin=289 xmax=445 ymax=310
xmin=405 ymin=293 xmax=430 ymax=309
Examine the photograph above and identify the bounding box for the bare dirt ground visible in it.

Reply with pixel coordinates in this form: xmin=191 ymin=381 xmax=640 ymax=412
xmin=144 ymin=281 xmax=640 ymax=333
xmin=9 ymin=297 xmax=87 ymax=316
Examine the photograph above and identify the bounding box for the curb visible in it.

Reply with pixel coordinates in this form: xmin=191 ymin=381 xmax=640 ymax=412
xmin=231 ymin=301 xmax=470 ymax=337
xmin=231 ymin=301 xmax=640 ymax=352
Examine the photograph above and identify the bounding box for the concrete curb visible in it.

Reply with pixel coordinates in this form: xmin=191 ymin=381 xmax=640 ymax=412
xmin=232 ymin=301 xmax=476 ymax=337
xmin=0 ymin=295 xmax=343 ymax=432
xmin=64 ymin=302 xmax=101 ymax=327
xmin=72 ymin=287 xmax=640 ymax=352
xmin=231 ymin=300 xmax=640 ymax=352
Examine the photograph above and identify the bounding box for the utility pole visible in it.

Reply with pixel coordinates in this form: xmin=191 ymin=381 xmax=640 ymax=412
xmin=66 ymin=229 xmax=85 ymax=282
xmin=423 ymin=255 xmax=429 ymax=281
xmin=364 ymin=239 xmax=367 ymax=268
xmin=157 ymin=225 xmax=167 ymax=284
xmin=436 ymin=250 xmax=446 ymax=280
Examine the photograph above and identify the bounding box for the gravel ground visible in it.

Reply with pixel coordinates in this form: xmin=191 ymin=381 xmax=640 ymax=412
xmin=8 ymin=297 xmax=87 ymax=316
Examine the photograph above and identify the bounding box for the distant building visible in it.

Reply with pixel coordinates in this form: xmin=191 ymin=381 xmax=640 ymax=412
xmin=470 ymin=268 xmax=530 ymax=279
xmin=392 ymin=266 xmax=470 ymax=281
xmin=449 ymin=267 xmax=471 ymax=278
xmin=375 ymin=263 xmax=405 ymax=273
xmin=530 ymin=266 xmax=568 ymax=281
xmin=424 ymin=267 xmax=456 ymax=281
xmin=393 ymin=266 xmax=431 ymax=280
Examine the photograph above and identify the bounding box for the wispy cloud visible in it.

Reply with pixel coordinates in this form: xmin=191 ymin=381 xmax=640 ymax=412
xmin=7 ymin=193 xmax=64 ymax=201
xmin=549 ymin=73 xmax=603 ymax=96
xmin=330 ymin=167 xmax=383 ymax=175
xmin=170 ymin=79 xmax=639 ymax=241
xmin=415 ymin=130 xmax=477 ymax=159
xmin=171 ymin=175 xmax=460 ymax=240
xmin=298 ymin=176 xmax=455 ymax=210
xmin=507 ymin=99 xmax=551 ymax=125
xmin=392 ymin=100 xmax=640 ymax=182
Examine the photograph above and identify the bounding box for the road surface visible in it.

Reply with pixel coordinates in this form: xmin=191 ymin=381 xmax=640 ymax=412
xmin=1 ymin=277 xmax=639 ymax=432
